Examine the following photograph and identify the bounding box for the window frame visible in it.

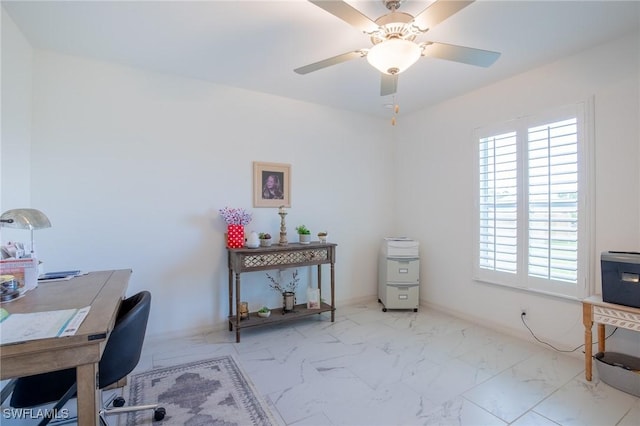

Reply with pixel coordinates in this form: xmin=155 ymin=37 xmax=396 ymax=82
xmin=473 ymin=101 xmax=594 ymax=300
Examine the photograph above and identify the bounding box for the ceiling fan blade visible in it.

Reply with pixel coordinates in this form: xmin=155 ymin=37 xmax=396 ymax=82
xmin=294 ymin=50 xmax=364 ymax=74
xmin=308 ymin=0 xmax=379 ymax=33
xmin=422 ymin=42 xmax=501 ymax=67
xmin=412 ymin=0 xmax=475 ymax=31
xmin=380 ymin=73 xmax=398 ymax=96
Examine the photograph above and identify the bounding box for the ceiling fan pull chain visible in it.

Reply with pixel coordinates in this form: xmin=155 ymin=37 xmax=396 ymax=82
xmin=391 ymin=94 xmax=399 ymax=126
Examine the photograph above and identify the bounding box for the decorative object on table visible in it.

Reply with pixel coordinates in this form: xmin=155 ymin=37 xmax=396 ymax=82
xmin=0 ymin=208 xmax=51 ymax=257
xmin=239 ymin=301 xmax=249 ymax=320
xmin=278 ymin=205 xmax=288 ymax=246
xmin=317 ymin=231 xmax=328 ymax=243
xmin=307 ymin=286 xmax=321 ymax=309
xmin=258 ymin=233 xmax=272 ymax=247
xmin=1 ymin=275 xmax=18 ymax=291
xmin=226 ymin=225 xmax=245 ymax=248
xmin=1 ymin=275 xmax=20 ymax=301
xmin=0 ymin=257 xmax=39 ymax=295
xmin=283 ymin=291 xmax=296 ymax=312
xmin=253 ymin=162 xmax=291 ymax=208
xmin=246 ymin=231 xmax=260 ymax=249
xmin=266 ymin=269 xmax=300 ymax=313
xmin=219 ymin=207 xmax=252 ymax=249
xmin=257 ymin=306 xmax=271 ymax=318
xmin=295 ymin=225 xmax=311 ymax=244
xmin=126 ymin=355 xmax=278 ymax=426
xmin=1 ymin=241 xmax=25 ymax=259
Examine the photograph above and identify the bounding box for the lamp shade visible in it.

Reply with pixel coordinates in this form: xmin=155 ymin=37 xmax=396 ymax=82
xmin=367 ymin=38 xmax=421 ymax=75
xmin=1 ymin=209 xmax=51 ymax=257
xmin=0 ymin=209 xmax=51 ymax=230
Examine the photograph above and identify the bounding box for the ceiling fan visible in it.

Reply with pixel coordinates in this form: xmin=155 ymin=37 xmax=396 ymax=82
xmin=294 ymin=0 xmax=501 ymax=96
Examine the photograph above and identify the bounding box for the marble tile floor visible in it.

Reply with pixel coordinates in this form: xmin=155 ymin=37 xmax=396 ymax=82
xmin=136 ymin=302 xmax=640 ymax=426
xmin=2 ymin=301 xmax=640 ymax=425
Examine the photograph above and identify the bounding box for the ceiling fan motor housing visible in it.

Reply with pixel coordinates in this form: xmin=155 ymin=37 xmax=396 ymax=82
xmin=371 ymin=12 xmax=418 ymax=44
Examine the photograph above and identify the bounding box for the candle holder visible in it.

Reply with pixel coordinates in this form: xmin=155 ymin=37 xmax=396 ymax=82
xmin=278 ymin=206 xmax=288 ymax=246
xmin=239 ymin=301 xmax=249 ymax=320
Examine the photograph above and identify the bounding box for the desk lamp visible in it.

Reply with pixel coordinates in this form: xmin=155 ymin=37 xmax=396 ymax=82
xmin=0 ymin=208 xmax=51 ymax=256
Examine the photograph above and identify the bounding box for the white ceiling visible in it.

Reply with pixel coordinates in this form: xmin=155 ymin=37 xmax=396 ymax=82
xmin=3 ymin=0 xmax=639 ymax=118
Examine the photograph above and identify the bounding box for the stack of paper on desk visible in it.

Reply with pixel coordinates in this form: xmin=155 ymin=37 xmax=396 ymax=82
xmin=0 ymin=306 xmax=90 ymax=345
xmin=38 ymin=270 xmax=83 ymax=282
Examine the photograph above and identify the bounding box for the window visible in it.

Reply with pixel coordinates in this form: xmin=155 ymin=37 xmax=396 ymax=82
xmin=475 ymin=102 xmax=592 ymax=299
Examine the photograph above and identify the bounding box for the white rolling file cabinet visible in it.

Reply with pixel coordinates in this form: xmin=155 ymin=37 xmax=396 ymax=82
xmin=378 ymin=238 xmax=420 ymax=312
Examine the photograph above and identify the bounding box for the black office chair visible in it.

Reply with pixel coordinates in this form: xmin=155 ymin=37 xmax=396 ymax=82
xmin=9 ymin=291 xmax=165 ymax=425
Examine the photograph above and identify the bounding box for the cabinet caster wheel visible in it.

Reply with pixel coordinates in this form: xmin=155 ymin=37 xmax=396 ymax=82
xmin=113 ymin=396 xmax=125 ymax=407
xmin=382 ymin=308 xmax=387 ymax=312
xmin=414 ymin=308 xmax=418 ymax=312
xmin=154 ymin=407 xmax=166 ymax=421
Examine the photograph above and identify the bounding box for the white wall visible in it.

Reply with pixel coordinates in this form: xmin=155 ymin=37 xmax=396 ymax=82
xmin=24 ymin=51 xmax=395 ymax=338
xmin=395 ymin=31 xmax=640 ymax=352
xmin=3 ymin=8 xmax=640 ymax=352
xmin=1 ymin=8 xmax=32 ymax=230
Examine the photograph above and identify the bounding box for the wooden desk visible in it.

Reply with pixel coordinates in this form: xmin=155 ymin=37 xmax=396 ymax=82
xmin=1 ymin=269 xmax=130 ymax=425
xmin=582 ymin=295 xmax=640 ymax=381
xmin=227 ymin=242 xmax=336 ymax=342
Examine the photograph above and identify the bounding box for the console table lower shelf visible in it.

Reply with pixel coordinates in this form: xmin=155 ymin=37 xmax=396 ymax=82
xmin=228 ymin=302 xmax=334 ymax=333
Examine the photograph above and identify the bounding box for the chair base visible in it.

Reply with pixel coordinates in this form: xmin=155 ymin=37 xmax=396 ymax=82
xmin=100 ymin=403 xmax=166 ymax=425
xmin=9 ymin=387 xmax=166 ymax=426
xmin=98 ymin=392 xmax=165 ymax=425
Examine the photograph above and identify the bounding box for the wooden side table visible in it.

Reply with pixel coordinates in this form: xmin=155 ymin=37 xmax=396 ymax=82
xmin=582 ymin=295 xmax=640 ymax=380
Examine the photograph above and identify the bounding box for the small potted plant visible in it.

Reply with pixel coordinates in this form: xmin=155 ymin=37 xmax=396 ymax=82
xmin=296 ymin=225 xmax=311 ymax=244
xmin=257 ymin=306 xmax=271 ymax=318
xmin=259 ymin=232 xmax=272 ymax=247
xmin=317 ymin=231 xmax=328 ymax=243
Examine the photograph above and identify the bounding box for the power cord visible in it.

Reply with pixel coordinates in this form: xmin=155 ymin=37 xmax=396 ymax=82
xmin=520 ymin=312 xmax=618 ymax=353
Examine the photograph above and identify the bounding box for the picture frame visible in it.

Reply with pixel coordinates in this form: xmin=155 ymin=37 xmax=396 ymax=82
xmin=253 ymin=162 xmax=291 ymax=208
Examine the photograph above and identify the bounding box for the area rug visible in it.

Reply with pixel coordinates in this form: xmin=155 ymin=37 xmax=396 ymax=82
xmin=126 ymin=355 xmax=278 ymax=426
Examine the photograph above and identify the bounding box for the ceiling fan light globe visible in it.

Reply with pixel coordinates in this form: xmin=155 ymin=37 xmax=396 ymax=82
xmin=367 ymin=38 xmax=421 ymax=75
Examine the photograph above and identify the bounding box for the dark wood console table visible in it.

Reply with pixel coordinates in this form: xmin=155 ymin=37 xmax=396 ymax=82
xmin=227 ymin=242 xmax=336 ymax=342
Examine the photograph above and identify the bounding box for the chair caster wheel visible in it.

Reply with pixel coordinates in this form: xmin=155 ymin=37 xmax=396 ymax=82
xmin=382 ymin=308 xmax=387 ymax=312
xmin=154 ymin=407 xmax=166 ymax=421
xmin=414 ymin=308 xmax=418 ymax=312
xmin=113 ymin=396 xmax=125 ymax=407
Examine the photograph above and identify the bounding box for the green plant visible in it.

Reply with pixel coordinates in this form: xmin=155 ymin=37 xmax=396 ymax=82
xmin=258 ymin=232 xmax=271 ymax=239
xmin=295 ymin=225 xmax=310 ymax=235
xmin=258 ymin=306 xmax=270 ymax=313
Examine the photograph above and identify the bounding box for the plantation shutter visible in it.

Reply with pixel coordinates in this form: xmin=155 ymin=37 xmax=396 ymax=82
xmin=475 ymin=102 xmax=589 ymax=299
xmin=527 ymin=118 xmax=579 ymax=283
xmin=478 ymin=131 xmax=518 ymax=274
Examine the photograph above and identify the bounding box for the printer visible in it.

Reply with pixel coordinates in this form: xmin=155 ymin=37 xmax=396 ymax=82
xmin=601 ymin=251 xmax=640 ymax=309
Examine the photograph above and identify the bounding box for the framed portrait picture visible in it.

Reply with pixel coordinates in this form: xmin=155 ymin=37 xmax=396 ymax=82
xmin=253 ymin=162 xmax=291 ymax=208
